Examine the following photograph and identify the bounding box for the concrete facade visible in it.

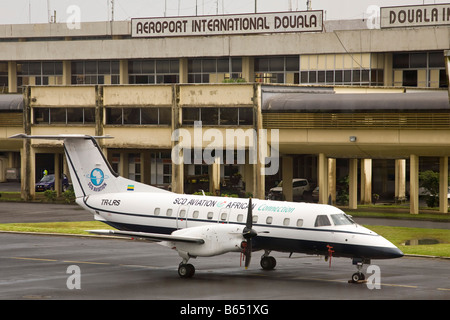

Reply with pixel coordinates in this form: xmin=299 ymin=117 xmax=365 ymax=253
xmin=0 ymin=13 xmax=449 ymax=214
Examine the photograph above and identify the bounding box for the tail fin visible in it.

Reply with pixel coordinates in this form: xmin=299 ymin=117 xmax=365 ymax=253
xmin=10 ymin=134 xmax=170 ymax=197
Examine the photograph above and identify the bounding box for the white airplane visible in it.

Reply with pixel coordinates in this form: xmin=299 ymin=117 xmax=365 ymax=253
xmin=11 ymin=134 xmax=403 ymax=281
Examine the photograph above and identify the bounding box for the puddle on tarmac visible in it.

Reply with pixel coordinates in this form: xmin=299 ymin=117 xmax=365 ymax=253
xmin=403 ymin=238 xmax=440 ymax=246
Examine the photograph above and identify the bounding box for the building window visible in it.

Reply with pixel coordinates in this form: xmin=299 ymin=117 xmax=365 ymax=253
xmin=127 ymin=153 xmax=141 ymax=182
xmin=17 ymin=61 xmax=63 ymax=89
xmin=393 ymin=51 xmax=447 ymax=88
xmin=129 ymin=59 xmax=179 ymax=84
xmin=254 ymin=56 xmax=299 ymax=84
xmin=299 ymin=53 xmax=383 ymax=86
xmin=71 ymin=60 xmax=119 ymax=85
xmin=0 ymin=62 xmax=8 ymax=93
xmin=188 ymin=57 xmax=242 ymax=83
xmin=300 ymin=53 xmax=384 ymax=86
xmin=105 ymin=107 xmax=171 ymax=125
xmin=151 ymin=151 xmax=172 ymax=185
xmin=182 ymin=107 xmax=253 ymax=126
xmin=33 ymin=107 xmax=95 ymax=125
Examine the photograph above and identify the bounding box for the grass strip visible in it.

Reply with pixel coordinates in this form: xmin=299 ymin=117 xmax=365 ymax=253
xmin=0 ymin=221 xmax=108 ymax=235
xmin=368 ymin=225 xmax=450 ymax=257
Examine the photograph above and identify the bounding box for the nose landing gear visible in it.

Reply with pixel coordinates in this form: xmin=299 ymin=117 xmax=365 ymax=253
xmin=349 ymin=258 xmax=370 ymax=283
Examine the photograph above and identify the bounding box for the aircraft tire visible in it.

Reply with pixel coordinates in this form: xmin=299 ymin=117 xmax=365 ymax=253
xmin=351 ymin=272 xmax=365 ymax=282
xmin=178 ymin=264 xmax=195 ymax=278
xmin=260 ymin=256 xmax=276 ymax=270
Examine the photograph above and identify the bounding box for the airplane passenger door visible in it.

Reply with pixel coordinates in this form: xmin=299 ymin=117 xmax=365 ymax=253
xmin=177 ymin=205 xmax=189 ymax=229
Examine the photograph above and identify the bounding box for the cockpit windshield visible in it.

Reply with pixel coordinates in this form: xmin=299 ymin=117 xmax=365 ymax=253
xmin=330 ymin=213 xmax=355 ymax=225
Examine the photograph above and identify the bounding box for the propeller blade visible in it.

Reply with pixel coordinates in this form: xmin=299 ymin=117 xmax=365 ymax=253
xmin=246 ymin=197 xmax=252 ymax=229
xmin=242 ymin=198 xmax=255 ymax=269
xmin=244 ymin=239 xmax=252 ymax=269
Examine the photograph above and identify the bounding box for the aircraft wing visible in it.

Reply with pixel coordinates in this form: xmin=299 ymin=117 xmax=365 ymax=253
xmin=87 ymin=229 xmax=205 ymax=244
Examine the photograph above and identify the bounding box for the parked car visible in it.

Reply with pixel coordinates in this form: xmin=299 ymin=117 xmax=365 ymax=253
xmin=311 ymin=186 xmax=320 ymax=202
xmin=35 ymin=174 xmax=69 ymax=192
xmin=268 ymin=178 xmax=310 ymax=201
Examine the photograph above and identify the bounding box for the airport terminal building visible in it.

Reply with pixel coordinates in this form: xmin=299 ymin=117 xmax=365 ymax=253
xmin=0 ymin=4 xmax=450 ymax=214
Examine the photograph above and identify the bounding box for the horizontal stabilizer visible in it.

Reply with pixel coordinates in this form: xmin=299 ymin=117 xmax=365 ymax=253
xmin=87 ymin=229 xmax=205 ymax=244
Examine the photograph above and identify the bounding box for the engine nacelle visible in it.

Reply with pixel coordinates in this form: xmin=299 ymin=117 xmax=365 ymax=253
xmin=166 ymin=224 xmax=245 ymax=258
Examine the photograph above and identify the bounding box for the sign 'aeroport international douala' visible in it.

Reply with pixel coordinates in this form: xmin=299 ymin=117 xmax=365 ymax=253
xmin=131 ymin=11 xmax=323 ymax=38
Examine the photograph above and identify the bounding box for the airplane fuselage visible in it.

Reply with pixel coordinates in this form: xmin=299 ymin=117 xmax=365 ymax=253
xmin=81 ymin=192 xmax=402 ymax=261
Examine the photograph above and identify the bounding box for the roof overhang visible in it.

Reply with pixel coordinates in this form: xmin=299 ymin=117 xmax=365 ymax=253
xmin=262 ymin=90 xmax=450 ymax=113
xmin=0 ymin=94 xmax=23 ymax=111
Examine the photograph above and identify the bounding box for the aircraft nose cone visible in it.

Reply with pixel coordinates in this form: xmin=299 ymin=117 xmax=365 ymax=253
xmin=387 ymin=247 xmax=404 ymax=259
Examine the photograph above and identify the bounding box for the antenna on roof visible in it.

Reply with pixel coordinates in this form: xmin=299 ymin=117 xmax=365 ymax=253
xmin=107 ymin=0 xmax=115 ymax=21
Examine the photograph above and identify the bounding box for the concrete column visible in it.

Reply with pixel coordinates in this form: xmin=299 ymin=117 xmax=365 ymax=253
xmin=142 ymin=150 xmax=151 ymax=185
xmin=439 ymin=156 xmax=448 ymax=214
xmin=242 ymin=57 xmax=254 ymax=82
xmin=54 ymin=153 xmax=61 ymax=196
xmin=8 ymin=61 xmax=17 ymax=93
xmin=349 ymin=159 xmax=358 ymax=209
xmin=395 ymin=159 xmax=406 ymax=202
xmin=209 ymin=157 xmax=221 ymax=196
xmin=282 ymin=156 xmax=293 ymax=201
xmin=179 ymin=58 xmax=188 ymax=84
xmin=410 ymin=154 xmax=419 ymax=214
xmin=63 ymin=155 xmax=70 ymax=185
xmin=119 ymin=153 xmax=128 ymax=178
xmin=244 ymin=150 xmax=254 ymax=195
xmin=28 ymin=146 xmax=36 ymax=200
xmin=119 ymin=60 xmax=128 ymax=85
xmin=383 ymin=53 xmax=393 ymax=86
xmin=328 ymin=158 xmax=336 ymax=204
xmin=254 ymin=84 xmax=265 ymax=200
xmin=171 ymin=85 xmax=184 ymax=194
xmin=360 ymin=159 xmax=372 ymax=205
xmin=62 ymin=61 xmax=71 ymax=85
xmin=318 ymin=153 xmax=328 ymax=204
xmin=445 ymin=50 xmax=449 ymax=102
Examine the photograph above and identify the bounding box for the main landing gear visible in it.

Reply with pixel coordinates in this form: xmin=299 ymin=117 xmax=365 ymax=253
xmin=178 ymin=253 xmax=196 ymax=278
xmin=260 ymin=251 xmax=276 ymax=270
xmin=178 ymin=251 xmax=277 ymax=278
xmin=178 ymin=262 xmax=195 ymax=278
xmin=349 ymin=258 xmax=370 ymax=283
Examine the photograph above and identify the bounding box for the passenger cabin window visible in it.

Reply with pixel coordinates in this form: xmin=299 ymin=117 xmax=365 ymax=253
xmin=331 ymin=214 xmax=354 ymax=225
xmin=220 ymin=212 xmax=227 ymax=221
xmin=266 ymin=216 xmax=273 ymax=224
xmin=237 ymin=214 xmax=244 ymax=222
xmin=192 ymin=210 xmax=199 ymax=219
xmin=297 ymin=219 xmax=303 ymax=227
xmin=207 ymin=212 xmax=214 ymax=220
xmin=283 ymin=218 xmax=290 ymax=226
xmin=252 ymin=215 xmax=258 ymax=223
xmin=314 ymin=215 xmax=331 ymax=227
xmin=154 ymin=208 xmax=160 ymax=216
xmin=179 ymin=209 xmax=186 ymax=218
xmin=166 ymin=208 xmax=173 ymax=217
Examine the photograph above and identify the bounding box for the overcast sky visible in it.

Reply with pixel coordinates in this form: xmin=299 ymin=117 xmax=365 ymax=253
xmin=1 ymin=0 xmax=449 ymax=24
